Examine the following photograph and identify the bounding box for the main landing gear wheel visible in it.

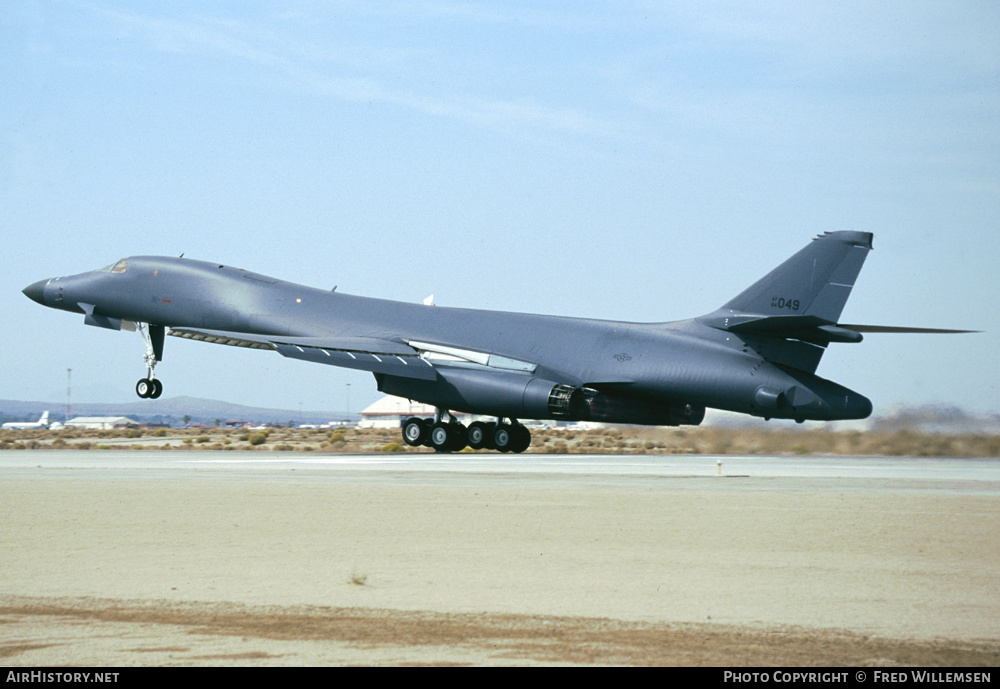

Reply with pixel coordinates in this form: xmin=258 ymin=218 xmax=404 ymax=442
xmin=402 ymin=417 xmax=429 ymax=447
xmin=493 ymin=421 xmax=530 ymax=454
xmin=399 ymin=414 xmax=530 ymax=453
xmin=429 ymin=421 xmax=468 ymax=453
xmin=467 ymin=421 xmax=496 ymax=450
xmin=135 ymin=378 xmax=162 ymax=399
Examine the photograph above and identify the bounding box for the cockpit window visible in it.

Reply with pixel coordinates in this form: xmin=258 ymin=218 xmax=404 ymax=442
xmin=98 ymin=259 xmax=129 ymax=273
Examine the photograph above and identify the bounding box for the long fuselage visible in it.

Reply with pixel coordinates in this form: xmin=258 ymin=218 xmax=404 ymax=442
xmin=25 ymin=256 xmax=872 ymax=422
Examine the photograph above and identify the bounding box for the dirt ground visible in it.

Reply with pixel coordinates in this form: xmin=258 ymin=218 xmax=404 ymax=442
xmin=2 ymin=475 xmax=998 ymax=666
xmin=4 ymin=597 xmax=999 ymax=666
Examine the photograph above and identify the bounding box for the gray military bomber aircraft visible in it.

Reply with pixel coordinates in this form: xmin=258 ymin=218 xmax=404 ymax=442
xmin=22 ymin=231 xmax=969 ymax=453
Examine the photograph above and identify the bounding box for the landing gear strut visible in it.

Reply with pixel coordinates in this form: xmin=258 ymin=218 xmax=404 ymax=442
xmin=135 ymin=323 xmax=164 ymax=399
xmin=401 ymin=413 xmax=531 ymax=453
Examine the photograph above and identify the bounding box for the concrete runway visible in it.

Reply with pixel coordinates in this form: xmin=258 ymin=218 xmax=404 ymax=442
xmin=4 ymin=449 xmax=998 ymax=487
xmin=2 ymin=450 xmax=998 ymax=665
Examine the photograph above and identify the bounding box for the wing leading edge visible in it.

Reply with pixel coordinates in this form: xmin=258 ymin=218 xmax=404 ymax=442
xmin=167 ymin=328 xmax=548 ymax=383
xmin=168 ymin=328 xmax=438 ymax=380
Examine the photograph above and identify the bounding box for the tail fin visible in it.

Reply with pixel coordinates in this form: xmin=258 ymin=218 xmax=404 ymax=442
xmin=700 ymin=231 xmax=874 ymax=373
xmin=39 ymin=411 xmax=49 ymax=425
xmin=721 ymin=231 xmax=873 ymax=322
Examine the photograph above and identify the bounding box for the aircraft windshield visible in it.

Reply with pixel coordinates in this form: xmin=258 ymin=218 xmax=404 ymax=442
xmin=98 ymin=259 xmax=129 ymax=274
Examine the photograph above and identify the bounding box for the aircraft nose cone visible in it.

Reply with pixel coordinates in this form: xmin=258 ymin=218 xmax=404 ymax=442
xmin=22 ymin=279 xmax=48 ymax=305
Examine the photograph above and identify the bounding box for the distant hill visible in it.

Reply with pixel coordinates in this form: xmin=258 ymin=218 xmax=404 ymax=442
xmin=0 ymin=397 xmax=354 ymax=427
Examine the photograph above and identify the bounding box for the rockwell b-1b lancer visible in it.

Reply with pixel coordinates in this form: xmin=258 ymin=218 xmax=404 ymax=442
xmin=22 ymin=231 xmax=971 ymax=453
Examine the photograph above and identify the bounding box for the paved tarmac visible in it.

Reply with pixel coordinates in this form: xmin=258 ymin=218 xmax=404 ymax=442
xmin=4 ymin=450 xmax=998 ymax=488
xmin=2 ymin=451 xmax=998 ymax=665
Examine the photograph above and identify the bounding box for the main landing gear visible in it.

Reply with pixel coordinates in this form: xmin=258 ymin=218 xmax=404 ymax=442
xmin=401 ymin=412 xmax=531 ymax=453
xmin=135 ymin=323 xmax=164 ymax=399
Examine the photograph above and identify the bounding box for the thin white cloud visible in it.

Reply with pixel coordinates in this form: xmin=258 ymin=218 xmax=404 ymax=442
xmin=76 ymin=1 xmax=622 ymax=141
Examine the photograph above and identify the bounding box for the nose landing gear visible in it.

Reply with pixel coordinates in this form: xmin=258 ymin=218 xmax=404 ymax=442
xmin=135 ymin=324 xmax=164 ymax=399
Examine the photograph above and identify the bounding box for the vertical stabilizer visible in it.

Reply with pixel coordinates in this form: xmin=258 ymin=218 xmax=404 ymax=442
xmin=699 ymin=231 xmax=874 ymax=373
xmin=719 ymin=231 xmax=873 ymax=322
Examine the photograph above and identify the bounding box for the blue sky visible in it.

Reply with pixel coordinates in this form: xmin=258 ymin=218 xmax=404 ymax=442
xmin=2 ymin=1 xmax=998 ymax=419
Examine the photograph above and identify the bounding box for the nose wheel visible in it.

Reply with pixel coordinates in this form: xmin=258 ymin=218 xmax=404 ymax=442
xmin=136 ymin=377 xmax=163 ymax=399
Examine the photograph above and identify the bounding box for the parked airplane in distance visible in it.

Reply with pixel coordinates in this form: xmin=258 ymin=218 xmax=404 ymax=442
xmin=22 ymin=231 xmax=972 ymax=452
xmin=3 ymin=411 xmax=50 ymax=430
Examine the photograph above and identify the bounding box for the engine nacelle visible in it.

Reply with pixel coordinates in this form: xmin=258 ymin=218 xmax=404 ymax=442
xmin=568 ymin=386 xmax=705 ymax=426
xmin=376 ymin=369 xmax=704 ymax=426
xmin=377 ymin=368 xmax=570 ymax=419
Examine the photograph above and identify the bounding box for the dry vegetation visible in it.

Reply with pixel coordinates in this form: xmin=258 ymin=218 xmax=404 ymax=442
xmin=1 ymin=424 xmax=998 ymax=457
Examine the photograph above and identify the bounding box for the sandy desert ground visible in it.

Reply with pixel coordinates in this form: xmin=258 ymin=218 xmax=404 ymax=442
xmin=1 ymin=452 xmax=998 ymax=666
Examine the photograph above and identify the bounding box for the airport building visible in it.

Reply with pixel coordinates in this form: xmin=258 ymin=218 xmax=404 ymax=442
xmin=356 ymin=396 xmax=565 ymax=429
xmin=358 ymin=396 xmax=479 ymax=429
xmin=358 ymin=396 xmax=435 ymax=429
xmin=65 ymin=416 xmax=139 ymax=430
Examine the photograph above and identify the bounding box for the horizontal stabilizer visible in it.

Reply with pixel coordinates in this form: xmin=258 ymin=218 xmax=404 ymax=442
xmin=839 ymin=324 xmax=980 ymax=335
xmin=723 ymin=315 xmax=864 ymax=344
xmin=709 ymin=316 xmax=977 ymax=344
